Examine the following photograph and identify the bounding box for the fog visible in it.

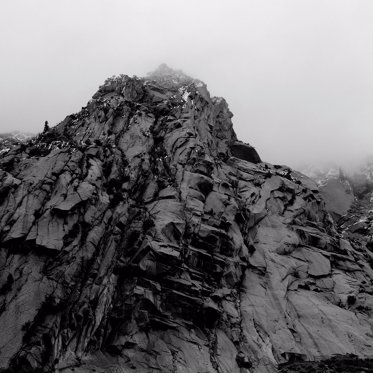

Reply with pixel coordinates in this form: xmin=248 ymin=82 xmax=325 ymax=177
xmin=1 ymin=0 xmax=373 ymax=169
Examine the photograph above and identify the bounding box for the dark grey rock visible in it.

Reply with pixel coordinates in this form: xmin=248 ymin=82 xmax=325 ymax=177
xmin=0 ymin=67 xmax=373 ymax=373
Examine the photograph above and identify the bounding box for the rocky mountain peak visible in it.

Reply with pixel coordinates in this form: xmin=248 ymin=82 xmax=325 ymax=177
xmin=0 ymin=69 xmax=373 ymax=373
xmin=19 ymin=68 xmax=248 ymax=166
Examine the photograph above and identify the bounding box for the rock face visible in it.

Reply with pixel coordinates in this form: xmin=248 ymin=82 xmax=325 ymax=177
xmin=1 ymin=67 xmax=373 ymax=373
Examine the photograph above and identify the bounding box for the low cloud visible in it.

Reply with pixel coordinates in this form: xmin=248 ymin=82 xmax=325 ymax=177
xmin=1 ymin=0 xmax=373 ymax=170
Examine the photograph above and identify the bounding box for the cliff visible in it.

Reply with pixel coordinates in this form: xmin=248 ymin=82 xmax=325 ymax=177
xmin=1 ymin=66 xmax=373 ymax=373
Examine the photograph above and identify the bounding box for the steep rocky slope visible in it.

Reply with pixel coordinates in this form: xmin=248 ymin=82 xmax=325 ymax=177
xmin=1 ymin=66 xmax=373 ymax=373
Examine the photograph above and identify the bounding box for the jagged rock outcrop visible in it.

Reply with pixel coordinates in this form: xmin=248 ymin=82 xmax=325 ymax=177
xmin=1 ymin=66 xmax=373 ymax=373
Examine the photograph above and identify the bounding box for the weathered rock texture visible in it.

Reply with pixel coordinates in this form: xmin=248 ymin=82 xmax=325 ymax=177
xmin=1 ymin=66 xmax=373 ymax=373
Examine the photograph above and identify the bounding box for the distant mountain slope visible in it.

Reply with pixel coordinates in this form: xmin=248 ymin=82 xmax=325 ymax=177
xmin=299 ymin=161 xmax=373 ymax=219
xmin=0 ymin=131 xmax=34 ymax=155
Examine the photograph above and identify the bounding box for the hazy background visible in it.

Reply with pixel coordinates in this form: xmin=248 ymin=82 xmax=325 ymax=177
xmin=1 ymin=0 xmax=373 ymax=168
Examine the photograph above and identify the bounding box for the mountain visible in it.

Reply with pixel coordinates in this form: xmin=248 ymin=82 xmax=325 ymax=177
xmin=1 ymin=66 xmax=373 ymax=373
xmin=0 ymin=131 xmax=34 ymax=156
xmin=299 ymin=166 xmax=355 ymax=220
xmin=299 ymin=161 xmax=373 ymax=221
xmin=299 ymin=163 xmax=373 ymax=277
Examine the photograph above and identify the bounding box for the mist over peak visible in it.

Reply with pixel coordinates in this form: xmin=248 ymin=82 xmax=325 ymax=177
xmin=147 ymin=63 xmax=192 ymax=82
xmin=1 ymin=1 xmax=373 ymax=177
xmin=296 ymin=153 xmax=373 ymax=182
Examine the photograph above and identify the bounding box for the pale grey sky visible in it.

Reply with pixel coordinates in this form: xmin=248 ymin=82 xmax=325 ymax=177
xmin=1 ymin=0 xmax=373 ymax=168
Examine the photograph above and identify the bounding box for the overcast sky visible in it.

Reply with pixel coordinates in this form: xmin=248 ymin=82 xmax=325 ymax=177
xmin=1 ymin=0 xmax=373 ymax=168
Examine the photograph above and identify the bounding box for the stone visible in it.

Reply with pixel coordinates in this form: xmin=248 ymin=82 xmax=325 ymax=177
xmin=1 ymin=67 xmax=373 ymax=373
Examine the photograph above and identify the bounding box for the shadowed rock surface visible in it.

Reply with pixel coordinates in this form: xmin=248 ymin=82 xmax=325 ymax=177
xmin=279 ymin=354 xmax=373 ymax=373
xmin=1 ymin=67 xmax=373 ymax=372
xmin=229 ymin=142 xmax=261 ymax=164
